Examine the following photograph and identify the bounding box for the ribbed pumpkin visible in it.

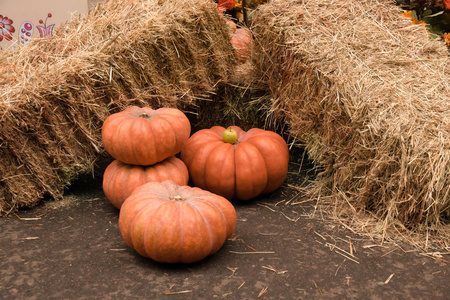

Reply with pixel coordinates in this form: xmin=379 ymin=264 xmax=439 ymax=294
xmin=119 ymin=180 xmax=237 ymax=263
xmin=101 ymin=106 xmax=191 ymax=166
xmin=180 ymin=126 xmax=289 ymax=200
xmin=231 ymin=28 xmax=252 ymax=63
xmin=102 ymin=156 xmax=189 ymax=209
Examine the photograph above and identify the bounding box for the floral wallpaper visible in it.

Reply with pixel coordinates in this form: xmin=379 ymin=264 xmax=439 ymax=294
xmin=0 ymin=12 xmax=55 ymax=47
xmin=0 ymin=15 xmax=15 ymax=42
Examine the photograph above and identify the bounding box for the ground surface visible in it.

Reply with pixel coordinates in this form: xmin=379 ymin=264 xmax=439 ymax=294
xmin=1 ymin=168 xmax=450 ymax=299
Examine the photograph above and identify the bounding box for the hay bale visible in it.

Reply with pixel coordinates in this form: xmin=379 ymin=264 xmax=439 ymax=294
xmin=0 ymin=0 xmax=237 ymax=214
xmin=251 ymin=0 xmax=450 ymax=247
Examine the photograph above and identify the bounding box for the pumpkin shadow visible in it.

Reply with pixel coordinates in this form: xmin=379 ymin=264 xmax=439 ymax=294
xmin=229 ymin=189 xmax=283 ymax=208
xmin=130 ymin=247 xmax=223 ymax=271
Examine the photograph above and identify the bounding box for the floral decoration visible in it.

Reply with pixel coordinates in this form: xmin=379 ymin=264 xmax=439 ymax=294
xmin=0 ymin=15 xmax=15 ymax=42
xmin=37 ymin=13 xmax=54 ymax=38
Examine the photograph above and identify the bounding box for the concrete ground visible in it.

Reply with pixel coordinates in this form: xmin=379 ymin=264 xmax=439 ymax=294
xmin=1 ymin=167 xmax=449 ymax=299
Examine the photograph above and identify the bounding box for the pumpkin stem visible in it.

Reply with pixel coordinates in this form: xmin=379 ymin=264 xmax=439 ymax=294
xmin=172 ymin=195 xmax=183 ymax=201
xmin=139 ymin=113 xmax=151 ymax=119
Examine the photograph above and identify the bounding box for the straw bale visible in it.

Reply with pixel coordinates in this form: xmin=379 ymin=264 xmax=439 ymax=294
xmin=251 ymin=0 xmax=450 ymax=247
xmin=0 ymin=0 xmax=237 ymax=214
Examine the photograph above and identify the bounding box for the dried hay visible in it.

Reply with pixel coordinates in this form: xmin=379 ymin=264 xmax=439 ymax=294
xmin=251 ymin=0 xmax=450 ymax=250
xmin=194 ymin=64 xmax=278 ymax=132
xmin=0 ymin=0 xmax=238 ymax=214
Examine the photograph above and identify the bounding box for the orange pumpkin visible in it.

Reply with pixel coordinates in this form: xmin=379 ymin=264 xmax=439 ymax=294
xmin=231 ymin=28 xmax=252 ymax=63
xmin=102 ymin=156 xmax=189 ymax=209
xmin=180 ymin=126 xmax=289 ymax=200
xmin=102 ymin=106 xmax=191 ymax=165
xmin=217 ymin=0 xmax=235 ymax=12
xmin=119 ymin=180 xmax=237 ymax=263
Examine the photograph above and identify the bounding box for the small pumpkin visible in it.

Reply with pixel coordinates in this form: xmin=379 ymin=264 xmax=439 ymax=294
xmin=217 ymin=0 xmax=235 ymax=13
xmin=119 ymin=180 xmax=237 ymax=263
xmin=180 ymin=126 xmax=289 ymax=200
xmin=231 ymin=28 xmax=252 ymax=63
xmin=102 ymin=156 xmax=189 ymax=209
xmin=102 ymin=106 xmax=191 ymax=166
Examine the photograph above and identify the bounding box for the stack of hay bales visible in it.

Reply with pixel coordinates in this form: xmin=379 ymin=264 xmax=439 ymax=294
xmin=4 ymin=0 xmax=449 ymax=250
xmin=0 ymin=0 xmax=237 ymax=214
xmin=251 ymin=0 xmax=450 ymax=247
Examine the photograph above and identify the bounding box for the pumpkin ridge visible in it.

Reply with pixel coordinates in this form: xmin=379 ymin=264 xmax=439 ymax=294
xmin=143 ymin=116 xmax=160 ymax=163
xmin=166 ymin=158 xmax=178 ymax=180
xmin=183 ymin=203 xmax=213 ymax=261
xmin=120 ymin=196 xmax=153 ymax=248
xmin=158 ymin=113 xmax=187 ymax=155
xmin=234 ymin=142 xmax=268 ymax=200
xmin=203 ymin=143 xmax=235 ymax=199
xmin=206 ymin=129 xmax=223 ymax=139
xmin=124 ymin=118 xmax=138 ymax=162
xmin=151 ymin=161 xmax=164 ymax=182
xmin=246 ymin=135 xmax=289 ymax=193
xmin=106 ymin=116 xmax=128 ymax=161
xmin=180 ymin=131 xmax=221 ymax=167
xmin=177 ymin=200 xmax=185 ymax=263
xmin=245 ymin=137 xmax=270 ymax=192
xmin=209 ymin=126 xmax=227 ymax=136
xmin=185 ymin=140 xmax=222 ymax=188
xmin=192 ymin=196 xmax=234 ymax=239
xmin=136 ymin=200 xmax=167 ymax=258
xmin=247 ymin=132 xmax=288 ymax=150
xmin=201 ymin=142 xmax=226 ymax=191
xmin=165 ymin=157 xmax=189 ymax=184
xmin=153 ymin=115 xmax=177 ymax=161
xmin=103 ymin=161 xmax=119 ymax=206
xmin=189 ymin=199 xmax=218 ymax=256
xmin=233 ymin=144 xmax=239 ymax=199
xmin=120 ymin=163 xmax=134 ymax=207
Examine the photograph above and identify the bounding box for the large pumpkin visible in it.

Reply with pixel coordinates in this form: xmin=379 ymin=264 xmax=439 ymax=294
xmin=119 ymin=180 xmax=237 ymax=264
xmin=180 ymin=126 xmax=289 ymax=200
xmin=102 ymin=106 xmax=191 ymax=165
xmin=102 ymin=156 xmax=189 ymax=209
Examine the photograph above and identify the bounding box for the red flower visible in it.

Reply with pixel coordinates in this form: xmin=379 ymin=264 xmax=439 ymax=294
xmin=0 ymin=15 xmax=15 ymax=42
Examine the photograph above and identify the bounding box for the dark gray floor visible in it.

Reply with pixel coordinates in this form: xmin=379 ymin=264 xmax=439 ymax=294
xmin=1 ymin=174 xmax=449 ymax=299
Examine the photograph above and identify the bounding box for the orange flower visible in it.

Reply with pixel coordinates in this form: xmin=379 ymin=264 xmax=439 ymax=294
xmin=442 ymin=32 xmax=450 ymax=46
xmin=401 ymin=10 xmax=425 ymax=25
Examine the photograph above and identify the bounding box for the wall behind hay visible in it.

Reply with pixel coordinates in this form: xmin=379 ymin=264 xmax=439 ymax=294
xmin=0 ymin=0 xmax=237 ymax=214
xmin=251 ymin=0 xmax=450 ymax=241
